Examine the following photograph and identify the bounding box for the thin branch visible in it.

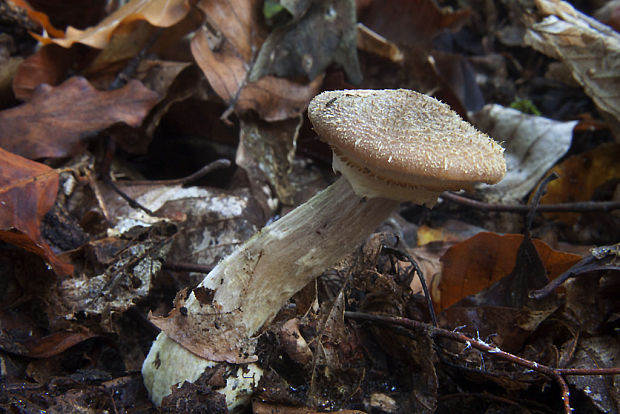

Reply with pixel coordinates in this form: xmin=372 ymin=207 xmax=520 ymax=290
xmin=120 ymin=159 xmax=231 ymax=186
xmin=441 ymin=192 xmax=620 ymax=213
xmin=163 ymin=262 xmax=213 ymax=274
xmin=381 ymin=246 xmax=438 ymax=327
xmin=345 ymin=311 xmax=620 ymax=414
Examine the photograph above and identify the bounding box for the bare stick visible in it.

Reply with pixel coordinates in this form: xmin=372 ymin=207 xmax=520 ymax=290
xmin=441 ymin=192 xmax=620 ymax=213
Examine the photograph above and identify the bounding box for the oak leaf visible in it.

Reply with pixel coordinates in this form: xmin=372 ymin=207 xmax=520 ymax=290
xmin=0 ymin=76 xmax=158 ymax=159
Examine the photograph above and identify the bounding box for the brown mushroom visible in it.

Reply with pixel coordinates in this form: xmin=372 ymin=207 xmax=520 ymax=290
xmin=309 ymin=89 xmax=505 ymax=204
xmin=142 ymin=89 xmax=506 ymax=410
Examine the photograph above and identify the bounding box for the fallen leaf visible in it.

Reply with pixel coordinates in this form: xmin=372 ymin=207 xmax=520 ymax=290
xmin=12 ymin=44 xmax=75 ymax=101
xmin=359 ymin=0 xmax=470 ymax=49
xmin=34 ymin=0 xmax=192 ymax=49
xmin=566 ymin=336 xmax=620 ymax=413
xmin=0 ymin=76 xmax=159 ymax=159
xmin=149 ymin=294 xmax=258 ymax=363
xmin=249 ymin=0 xmax=362 ymax=84
xmin=472 ymin=104 xmax=577 ymax=202
xmin=191 ymin=0 xmax=322 ymax=121
xmin=22 ymin=329 xmax=98 ymax=358
xmin=525 ymin=0 xmax=620 ymax=139
xmin=356 ymin=22 xmax=403 ymax=63
xmin=237 ymin=117 xmax=301 ymax=208
xmin=56 ymin=223 xmax=174 ymax=321
xmin=0 ymin=147 xmax=73 ymax=275
xmin=16 ymin=0 xmax=107 ymax=31
xmin=538 ymin=143 xmax=620 ymax=224
xmin=435 ymin=232 xmax=581 ymax=312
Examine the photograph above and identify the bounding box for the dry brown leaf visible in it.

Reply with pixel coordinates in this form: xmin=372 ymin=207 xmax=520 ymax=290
xmin=0 ymin=76 xmax=158 ymax=159
xmin=525 ymin=0 xmax=620 ymax=138
xmin=191 ymin=0 xmax=322 ymax=121
xmin=434 ymin=232 xmax=581 ymax=312
xmin=22 ymin=328 xmax=98 ymax=358
xmin=34 ymin=0 xmax=191 ymax=49
xmin=538 ymin=143 xmax=620 ymax=224
xmin=0 ymin=147 xmax=73 ymax=275
xmin=12 ymin=44 xmax=75 ymax=101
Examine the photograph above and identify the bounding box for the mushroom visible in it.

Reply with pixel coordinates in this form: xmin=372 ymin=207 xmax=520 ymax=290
xmin=142 ymin=89 xmax=506 ymax=410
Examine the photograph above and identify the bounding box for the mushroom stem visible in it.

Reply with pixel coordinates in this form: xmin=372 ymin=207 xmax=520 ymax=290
xmin=142 ymin=177 xmax=400 ymax=407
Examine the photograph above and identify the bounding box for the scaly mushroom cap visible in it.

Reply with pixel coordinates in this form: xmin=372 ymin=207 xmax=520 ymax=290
xmin=308 ymin=89 xmax=506 ymax=205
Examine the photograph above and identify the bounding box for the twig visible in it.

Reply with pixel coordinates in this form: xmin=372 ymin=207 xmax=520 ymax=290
xmin=530 ymin=257 xmax=620 ymax=299
xmin=526 ymin=173 xmax=558 ymax=236
xmin=104 ymin=176 xmax=157 ymax=216
xmin=119 ymin=159 xmax=231 ymax=186
xmin=381 ymin=246 xmax=438 ymax=327
xmin=108 ymin=27 xmax=165 ymax=91
xmin=163 ymin=262 xmax=213 ymax=274
xmin=345 ymin=311 xmax=620 ymax=414
xmin=441 ymin=192 xmax=620 ymax=213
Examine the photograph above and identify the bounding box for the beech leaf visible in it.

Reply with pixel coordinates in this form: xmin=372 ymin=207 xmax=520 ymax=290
xmin=0 ymin=147 xmax=73 ymax=275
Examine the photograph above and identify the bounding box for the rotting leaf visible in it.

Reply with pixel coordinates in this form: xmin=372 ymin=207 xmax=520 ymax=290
xmin=149 ymin=296 xmax=258 ymax=364
xmin=472 ymin=104 xmax=577 ymax=202
xmin=56 ymin=223 xmax=174 ymax=323
xmin=0 ymin=77 xmax=159 ymax=159
xmin=435 ymin=232 xmax=581 ymax=312
xmin=237 ymin=116 xmax=301 ymax=208
xmin=465 ymin=234 xmax=553 ymax=309
xmin=102 ymin=183 xmax=262 ymax=285
xmin=0 ymin=147 xmax=73 ymax=275
xmin=191 ymin=0 xmax=322 ymax=121
xmin=525 ymin=0 xmax=620 ymax=137
xmin=249 ymin=0 xmax=362 ymax=84
xmin=566 ymin=336 xmax=620 ymax=413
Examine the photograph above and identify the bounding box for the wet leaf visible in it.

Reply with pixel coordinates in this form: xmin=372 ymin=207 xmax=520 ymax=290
xmin=0 ymin=76 xmax=158 ymax=159
xmin=8 ymin=0 xmax=66 ymax=38
xmin=0 ymin=147 xmax=73 ymax=275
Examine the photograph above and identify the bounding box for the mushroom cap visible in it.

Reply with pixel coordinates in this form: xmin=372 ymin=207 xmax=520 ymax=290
xmin=308 ymin=89 xmax=506 ymax=204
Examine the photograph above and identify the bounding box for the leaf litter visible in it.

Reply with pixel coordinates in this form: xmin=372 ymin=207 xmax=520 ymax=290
xmin=0 ymin=0 xmax=619 ymax=413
